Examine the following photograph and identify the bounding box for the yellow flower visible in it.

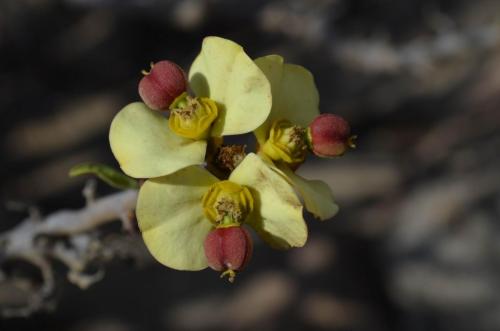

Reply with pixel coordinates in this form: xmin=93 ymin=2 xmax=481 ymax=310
xmin=261 ymin=119 xmax=307 ymax=164
xmin=136 ymin=153 xmax=308 ymax=271
xmin=252 ymin=55 xmax=338 ymax=221
xmin=202 ymin=180 xmax=253 ymax=227
xmin=109 ymin=37 xmax=342 ymax=275
xmin=253 ymin=55 xmax=319 ymax=146
xmin=168 ymin=92 xmax=218 ymax=140
xmin=109 ymin=37 xmax=272 ymax=179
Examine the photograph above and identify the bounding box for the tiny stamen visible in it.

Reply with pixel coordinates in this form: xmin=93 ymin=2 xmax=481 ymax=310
xmin=141 ymin=61 xmax=155 ymax=76
xmin=171 ymin=96 xmax=201 ymax=120
xmin=289 ymin=126 xmax=307 ymax=150
xmin=347 ymin=135 xmax=358 ymax=149
xmin=220 ymin=269 xmax=236 ymax=283
xmin=215 ymin=197 xmax=242 ymax=224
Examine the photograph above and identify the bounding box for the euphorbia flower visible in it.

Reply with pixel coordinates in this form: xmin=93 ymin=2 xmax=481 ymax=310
xmin=109 ymin=37 xmax=272 ymax=178
xmin=252 ymin=55 xmax=339 ymax=220
xmin=136 ymin=153 xmax=308 ymax=272
xmin=253 ymin=55 xmax=319 ymax=147
xmin=261 ymin=118 xmax=308 ymax=165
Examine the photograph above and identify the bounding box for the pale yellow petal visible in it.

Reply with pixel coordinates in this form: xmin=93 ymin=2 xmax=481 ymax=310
xmin=278 ymin=165 xmax=339 ymax=221
xmin=254 ymin=55 xmax=319 ymax=144
xmin=109 ymin=102 xmax=206 ymax=178
xmin=136 ymin=166 xmax=218 ymax=271
xmin=230 ymin=153 xmax=307 ymax=249
xmin=189 ymin=36 xmax=272 ymax=136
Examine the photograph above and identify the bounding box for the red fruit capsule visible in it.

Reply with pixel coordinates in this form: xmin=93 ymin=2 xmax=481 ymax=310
xmin=307 ymin=114 xmax=356 ymax=157
xmin=138 ymin=60 xmax=187 ymax=111
xmin=204 ymin=226 xmax=253 ymax=282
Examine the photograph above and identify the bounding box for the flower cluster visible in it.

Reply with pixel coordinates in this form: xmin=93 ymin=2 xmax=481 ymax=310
xmin=109 ymin=37 xmax=355 ymax=281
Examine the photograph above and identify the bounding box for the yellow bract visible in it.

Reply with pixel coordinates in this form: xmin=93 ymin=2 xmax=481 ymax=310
xmin=254 ymin=55 xmax=319 ymax=144
xmin=230 ymin=153 xmax=307 ymax=249
xmin=277 ymin=164 xmax=339 ymax=221
xmin=261 ymin=119 xmax=307 ymax=164
xmin=136 ymin=166 xmax=218 ymax=271
xmin=257 ymin=153 xmax=338 ymax=221
xmin=109 ymin=102 xmax=207 ymax=178
xmin=168 ymin=92 xmax=218 ymax=140
xmin=189 ymin=36 xmax=272 ymax=136
xmin=202 ymin=180 xmax=254 ymax=227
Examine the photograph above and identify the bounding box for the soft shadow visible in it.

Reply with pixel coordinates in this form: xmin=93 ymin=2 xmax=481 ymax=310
xmin=189 ymin=72 xmax=210 ymax=97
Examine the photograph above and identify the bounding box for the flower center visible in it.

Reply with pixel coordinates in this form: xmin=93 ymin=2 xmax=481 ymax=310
xmin=202 ymin=180 xmax=254 ymax=227
xmin=169 ymin=92 xmax=218 ymax=140
xmin=215 ymin=144 xmax=247 ymax=171
xmin=261 ymin=119 xmax=307 ymax=164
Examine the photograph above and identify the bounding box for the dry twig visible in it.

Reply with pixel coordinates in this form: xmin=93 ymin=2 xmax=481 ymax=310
xmin=0 ymin=184 xmax=138 ymax=317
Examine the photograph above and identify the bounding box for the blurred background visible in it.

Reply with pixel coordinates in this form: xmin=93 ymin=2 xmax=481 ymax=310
xmin=1 ymin=0 xmax=500 ymax=330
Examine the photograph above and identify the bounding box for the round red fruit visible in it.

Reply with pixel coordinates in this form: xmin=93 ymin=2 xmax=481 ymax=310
xmin=138 ymin=60 xmax=187 ymax=111
xmin=307 ymin=114 xmax=356 ymax=157
xmin=204 ymin=226 xmax=253 ymax=276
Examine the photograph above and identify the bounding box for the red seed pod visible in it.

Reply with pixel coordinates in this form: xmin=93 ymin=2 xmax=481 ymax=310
xmin=138 ymin=60 xmax=187 ymax=111
xmin=204 ymin=226 xmax=253 ymax=282
xmin=307 ymin=114 xmax=356 ymax=157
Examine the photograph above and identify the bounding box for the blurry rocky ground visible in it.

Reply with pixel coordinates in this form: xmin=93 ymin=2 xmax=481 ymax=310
xmin=1 ymin=0 xmax=500 ymax=330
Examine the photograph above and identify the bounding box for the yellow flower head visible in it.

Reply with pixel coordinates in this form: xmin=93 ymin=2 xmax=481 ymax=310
xmin=202 ymin=180 xmax=253 ymax=227
xmin=109 ymin=37 xmax=272 ymax=179
xmin=136 ymin=153 xmax=308 ymax=271
xmin=261 ymin=119 xmax=307 ymax=164
xmin=253 ymin=55 xmax=319 ymax=146
xmin=107 ymin=37 xmax=342 ymax=277
xmin=169 ymin=92 xmax=218 ymax=140
xmin=243 ymin=55 xmax=339 ymax=221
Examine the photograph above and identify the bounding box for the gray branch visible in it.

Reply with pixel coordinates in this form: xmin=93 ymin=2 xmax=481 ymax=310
xmin=0 ymin=187 xmax=141 ymax=317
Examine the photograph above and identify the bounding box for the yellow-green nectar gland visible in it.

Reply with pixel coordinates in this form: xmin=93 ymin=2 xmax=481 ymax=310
xmin=202 ymin=180 xmax=254 ymax=227
xmin=168 ymin=92 xmax=218 ymax=140
xmin=261 ymin=119 xmax=307 ymax=164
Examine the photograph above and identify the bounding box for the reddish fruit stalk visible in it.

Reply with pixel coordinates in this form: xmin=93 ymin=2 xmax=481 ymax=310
xmin=138 ymin=60 xmax=187 ymax=111
xmin=204 ymin=226 xmax=253 ymax=282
